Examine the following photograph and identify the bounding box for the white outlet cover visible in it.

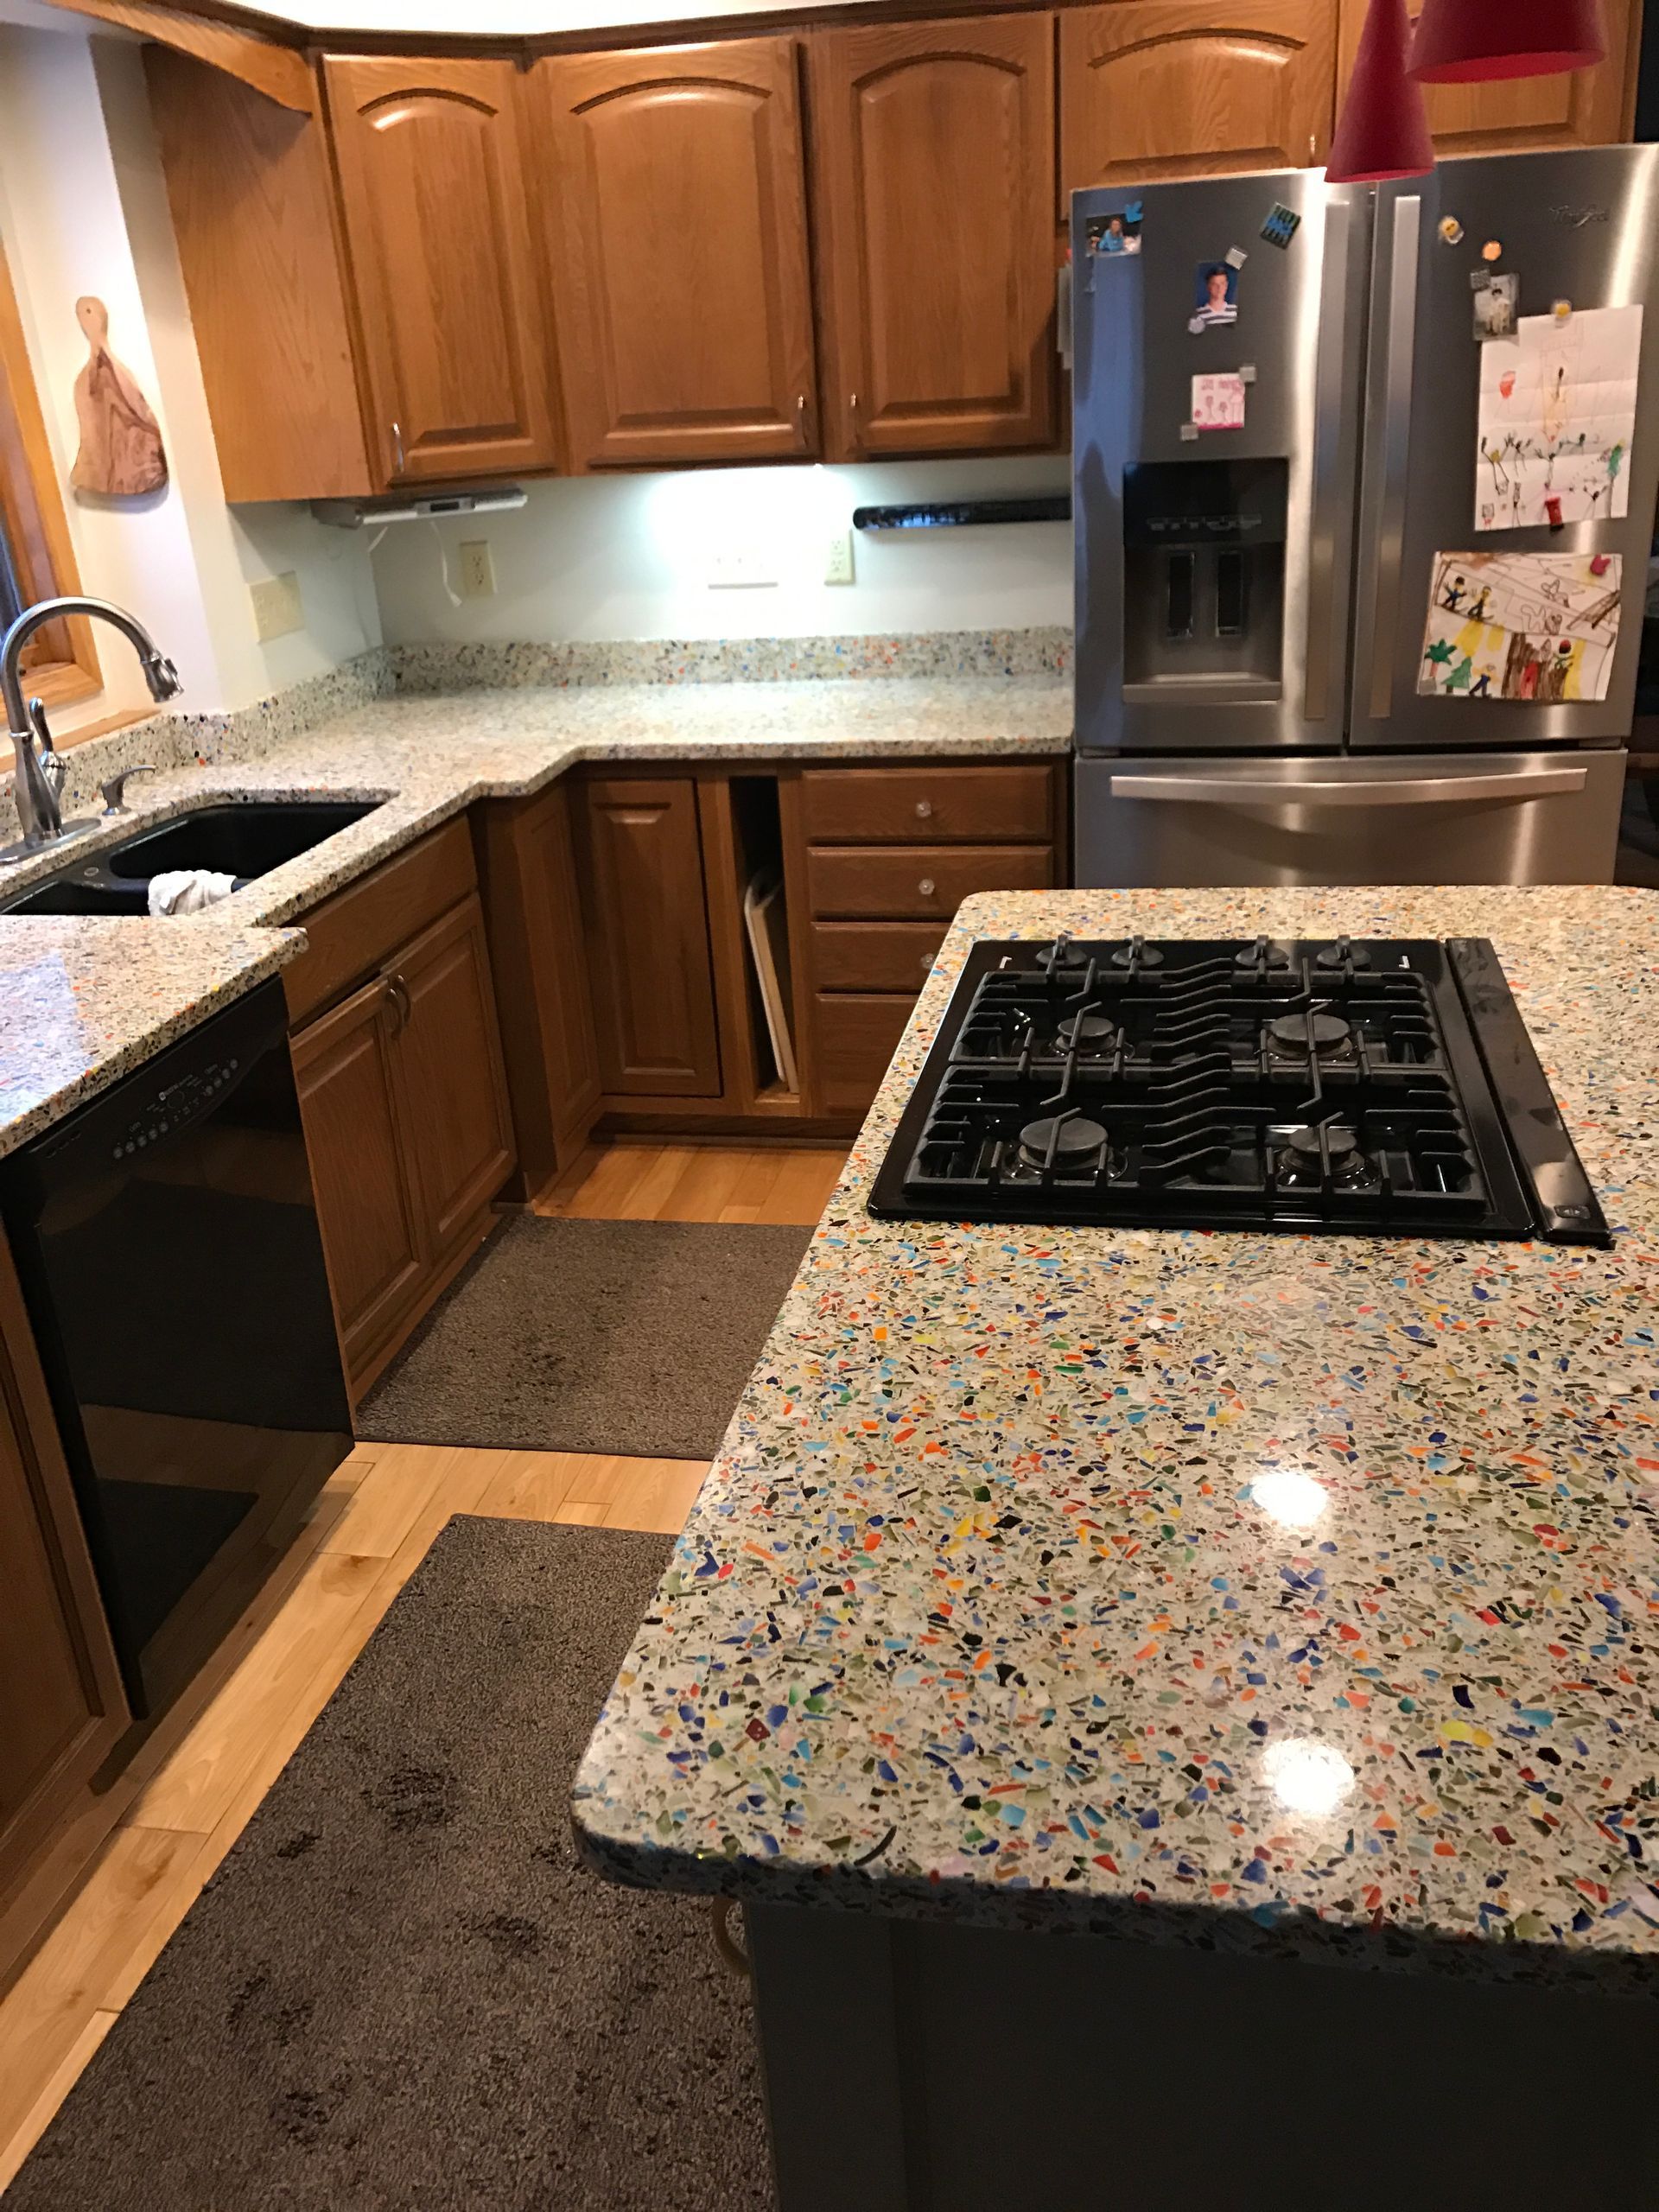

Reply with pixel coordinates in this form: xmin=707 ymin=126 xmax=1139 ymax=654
xmin=250 ymin=570 xmax=303 ymax=642
xmin=823 ymin=531 xmax=855 ymax=586
xmin=459 ymin=539 xmax=496 ymax=597
xmin=707 ymin=548 xmax=779 ymax=590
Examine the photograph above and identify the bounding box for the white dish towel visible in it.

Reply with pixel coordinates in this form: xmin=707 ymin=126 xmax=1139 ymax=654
xmin=147 ymin=868 xmax=238 ymax=917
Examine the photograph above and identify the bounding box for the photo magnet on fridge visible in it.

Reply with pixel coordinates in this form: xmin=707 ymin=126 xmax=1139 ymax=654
xmin=1189 ymin=261 xmax=1238 ymax=334
xmin=1260 ymin=202 xmax=1300 ymax=250
xmin=1085 ymin=200 xmax=1141 ymax=256
xmin=1473 ymin=273 xmax=1518 ymax=341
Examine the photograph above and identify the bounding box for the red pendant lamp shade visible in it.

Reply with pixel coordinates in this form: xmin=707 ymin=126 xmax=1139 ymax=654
xmin=1410 ymin=0 xmax=1605 ymax=82
xmin=1327 ymin=0 xmax=1435 ymax=182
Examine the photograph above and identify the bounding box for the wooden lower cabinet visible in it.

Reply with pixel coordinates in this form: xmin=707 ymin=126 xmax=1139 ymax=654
xmin=813 ymin=991 xmax=919 ymax=1112
xmin=575 ymin=776 xmax=722 ymax=1098
xmin=292 ymin=886 xmax=514 ymax=1396
xmin=0 ymin=1236 xmax=130 ymax=1980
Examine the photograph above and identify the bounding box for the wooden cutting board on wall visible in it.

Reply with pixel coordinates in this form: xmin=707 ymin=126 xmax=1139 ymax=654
xmin=70 ymin=296 xmax=167 ymax=499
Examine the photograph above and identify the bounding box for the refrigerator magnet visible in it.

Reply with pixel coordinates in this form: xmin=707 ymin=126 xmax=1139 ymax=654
xmin=1439 ymin=216 xmax=1465 ymax=245
xmin=1191 ymin=372 xmax=1247 ymax=430
xmin=1191 ymin=261 xmax=1239 ymax=332
xmin=1473 ymin=273 xmax=1517 ymax=340
xmin=1084 ymin=200 xmax=1142 ymax=257
xmin=1224 ymin=245 xmax=1249 ymax=270
xmin=1260 ymin=202 xmax=1300 ymax=249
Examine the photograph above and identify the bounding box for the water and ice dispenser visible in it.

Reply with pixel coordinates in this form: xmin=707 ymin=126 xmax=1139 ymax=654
xmin=1121 ymin=458 xmax=1288 ymax=699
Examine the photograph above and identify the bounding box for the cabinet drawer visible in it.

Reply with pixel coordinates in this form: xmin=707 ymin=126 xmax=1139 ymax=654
xmin=811 ymin=921 xmax=946 ymax=991
xmin=814 ymin=992 xmax=918 ymax=1113
xmin=807 ymin=843 xmax=1054 ymax=920
xmin=800 ymin=764 xmax=1054 ymax=843
xmin=283 ymin=817 xmax=476 ymax=1027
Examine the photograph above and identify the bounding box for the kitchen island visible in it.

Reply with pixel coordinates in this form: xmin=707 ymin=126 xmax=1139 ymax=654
xmin=573 ymin=884 xmax=1659 ymax=2206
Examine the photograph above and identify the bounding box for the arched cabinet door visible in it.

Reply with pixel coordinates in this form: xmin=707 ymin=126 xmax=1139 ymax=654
xmin=1060 ymin=0 xmax=1336 ymax=198
xmin=324 ymin=56 xmax=562 ymax=483
xmin=810 ymin=15 xmax=1058 ymax=459
xmin=535 ymin=40 xmax=818 ymax=468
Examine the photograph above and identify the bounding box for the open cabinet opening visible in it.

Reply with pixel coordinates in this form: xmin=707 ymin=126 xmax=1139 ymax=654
xmin=728 ymin=779 xmax=798 ymax=1102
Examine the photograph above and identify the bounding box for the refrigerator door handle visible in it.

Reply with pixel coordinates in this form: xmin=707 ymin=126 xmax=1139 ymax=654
xmin=1354 ymin=194 xmax=1422 ymax=721
xmin=1107 ymin=767 xmax=1589 ymax=805
xmin=1302 ymin=198 xmax=1351 ymax=726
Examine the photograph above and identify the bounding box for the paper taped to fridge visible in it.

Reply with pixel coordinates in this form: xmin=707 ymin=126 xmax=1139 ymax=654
xmin=1419 ymin=550 xmax=1622 ymax=702
xmin=1191 ymin=372 xmax=1246 ymax=429
xmin=1475 ymin=302 xmax=1641 ymax=530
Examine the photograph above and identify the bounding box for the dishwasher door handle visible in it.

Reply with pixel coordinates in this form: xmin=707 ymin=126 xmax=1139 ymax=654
xmin=1108 ymin=767 xmax=1590 ymax=807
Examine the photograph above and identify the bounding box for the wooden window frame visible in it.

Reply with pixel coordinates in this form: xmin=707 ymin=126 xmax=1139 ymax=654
xmin=0 ymin=233 xmax=101 ymax=709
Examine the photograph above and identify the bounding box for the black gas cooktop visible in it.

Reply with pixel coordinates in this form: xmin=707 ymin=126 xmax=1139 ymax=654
xmin=868 ymin=934 xmax=1610 ymax=1245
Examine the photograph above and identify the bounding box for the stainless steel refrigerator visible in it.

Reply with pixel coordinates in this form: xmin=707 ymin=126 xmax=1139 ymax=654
xmin=1071 ymin=146 xmax=1659 ymax=886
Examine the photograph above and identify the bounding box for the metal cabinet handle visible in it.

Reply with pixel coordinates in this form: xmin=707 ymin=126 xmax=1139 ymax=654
xmin=1107 ymin=768 xmax=1589 ymax=807
xmin=385 ymin=973 xmax=412 ymax=1032
xmin=917 ymin=875 xmax=936 ymax=895
xmin=391 ymin=419 xmax=405 ymax=476
xmin=914 ymin=798 xmax=934 ymax=819
xmin=919 ymin=952 xmax=934 ymax=974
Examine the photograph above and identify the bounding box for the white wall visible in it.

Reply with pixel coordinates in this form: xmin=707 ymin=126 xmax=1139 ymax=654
xmin=0 ymin=5 xmax=378 ymax=729
xmin=370 ymin=454 xmax=1074 ymax=645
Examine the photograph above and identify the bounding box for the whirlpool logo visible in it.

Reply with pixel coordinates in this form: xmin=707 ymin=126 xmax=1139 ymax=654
xmin=1547 ymin=203 xmax=1611 ymax=226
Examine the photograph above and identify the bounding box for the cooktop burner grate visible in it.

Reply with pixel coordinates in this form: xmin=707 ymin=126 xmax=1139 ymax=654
xmin=868 ymin=935 xmax=1611 ymax=1245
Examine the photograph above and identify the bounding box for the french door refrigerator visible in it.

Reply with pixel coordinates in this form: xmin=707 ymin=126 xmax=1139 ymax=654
xmin=1071 ymin=146 xmax=1658 ymax=886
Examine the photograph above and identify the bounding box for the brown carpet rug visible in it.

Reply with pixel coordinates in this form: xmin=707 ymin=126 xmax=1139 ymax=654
xmin=6 ymin=1516 xmax=774 ymax=2212
xmin=356 ymin=1216 xmax=810 ymax=1459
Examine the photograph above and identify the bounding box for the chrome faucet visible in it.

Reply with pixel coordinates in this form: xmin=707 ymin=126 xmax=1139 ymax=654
xmin=2 ymin=596 xmax=181 ymax=854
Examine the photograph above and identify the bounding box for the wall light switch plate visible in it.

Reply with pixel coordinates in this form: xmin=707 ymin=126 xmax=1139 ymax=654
xmin=823 ymin=531 xmax=855 ymax=586
xmin=459 ymin=539 xmax=496 ymax=598
xmin=250 ymin=570 xmax=303 ymax=641
xmin=708 ymin=548 xmax=779 ymax=590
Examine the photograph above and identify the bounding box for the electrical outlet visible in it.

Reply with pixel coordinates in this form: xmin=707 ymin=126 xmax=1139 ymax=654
xmin=823 ymin=531 xmax=855 ymax=587
xmin=459 ymin=539 xmax=496 ymax=598
xmin=249 ymin=570 xmax=303 ymax=642
xmin=708 ymin=547 xmax=778 ymax=590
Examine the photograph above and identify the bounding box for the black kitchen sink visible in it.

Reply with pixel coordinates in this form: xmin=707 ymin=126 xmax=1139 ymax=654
xmin=0 ymin=800 xmax=379 ymax=918
xmin=102 ymin=801 xmax=378 ymax=881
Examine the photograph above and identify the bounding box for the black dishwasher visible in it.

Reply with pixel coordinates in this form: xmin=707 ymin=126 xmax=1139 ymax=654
xmin=0 ymin=979 xmax=352 ymax=1719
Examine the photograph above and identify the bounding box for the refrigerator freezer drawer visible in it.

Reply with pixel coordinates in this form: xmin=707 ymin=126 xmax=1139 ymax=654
xmin=1075 ymin=751 xmax=1626 ymax=887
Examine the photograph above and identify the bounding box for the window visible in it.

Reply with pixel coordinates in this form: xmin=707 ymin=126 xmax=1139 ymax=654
xmin=0 ymin=232 xmax=99 ymax=701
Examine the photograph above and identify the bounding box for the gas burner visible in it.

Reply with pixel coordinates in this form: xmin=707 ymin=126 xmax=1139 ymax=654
xmin=1056 ymin=1010 xmax=1116 ymax=1052
xmin=1316 ymin=936 xmax=1370 ymax=971
xmin=1109 ymin=936 xmax=1163 ymax=969
xmin=1268 ymin=1012 xmax=1352 ymax=1056
xmin=1033 ymin=937 xmax=1088 ymax=976
xmin=1280 ymin=1122 xmax=1374 ymax=1189
xmin=1018 ymin=1114 xmax=1109 ymax=1170
xmin=1236 ymin=936 xmax=1291 ymax=971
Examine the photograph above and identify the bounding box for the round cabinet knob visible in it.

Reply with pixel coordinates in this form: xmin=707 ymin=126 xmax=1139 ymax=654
xmin=918 ymin=877 xmax=936 ymax=897
xmin=919 ymin=953 xmax=933 ymax=974
xmin=914 ymin=798 xmax=934 ymax=819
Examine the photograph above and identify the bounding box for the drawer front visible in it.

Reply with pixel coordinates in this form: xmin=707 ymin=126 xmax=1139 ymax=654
xmin=283 ymin=817 xmax=476 ymax=1027
xmin=811 ymin=921 xmax=946 ymax=992
xmin=807 ymin=843 xmax=1054 ymax=920
xmin=814 ymin=992 xmax=917 ymax=1113
xmin=800 ymin=764 xmax=1055 ymax=844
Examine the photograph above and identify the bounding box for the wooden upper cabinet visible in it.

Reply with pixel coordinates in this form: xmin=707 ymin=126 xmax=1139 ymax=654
xmin=535 ymin=40 xmax=817 ymax=467
xmin=324 ymin=56 xmax=561 ymax=482
xmin=1336 ymin=0 xmax=1637 ymax=154
xmin=1060 ymin=0 xmax=1336 ymax=202
xmin=810 ymin=16 xmax=1057 ymax=460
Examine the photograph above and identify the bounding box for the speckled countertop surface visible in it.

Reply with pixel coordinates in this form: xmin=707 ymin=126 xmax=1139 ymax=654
xmin=0 ymin=918 xmax=302 ymax=1154
xmin=573 ymin=885 xmax=1659 ymax=1996
xmin=0 ymin=675 xmax=1069 ymax=1157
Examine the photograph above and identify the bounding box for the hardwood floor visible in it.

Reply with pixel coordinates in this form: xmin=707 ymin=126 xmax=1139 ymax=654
xmin=0 ymin=1141 xmax=842 ymax=2194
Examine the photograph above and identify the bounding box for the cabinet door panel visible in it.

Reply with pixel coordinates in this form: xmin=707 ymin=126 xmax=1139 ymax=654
xmin=812 ymin=992 xmax=918 ymax=1112
xmin=575 ymin=778 xmax=722 ymax=1096
xmin=1060 ymin=0 xmax=1336 ymax=201
xmin=812 ymin=16 xmax=1056 ymax=457
xmin=325 ymin=56 xmax=559 ymax=481
xmin=538 ymin=40 xmax=817 ymax=466
xmin=292 ymin=974 xmax=426 ymax=1378
xmin=391 ymin=894 xmax=515 ymax=1257
xmin=0 ymin=1239 xmax=129 ymax=1907
xmin=1336 ymin=0 xmax=1636 ymax=154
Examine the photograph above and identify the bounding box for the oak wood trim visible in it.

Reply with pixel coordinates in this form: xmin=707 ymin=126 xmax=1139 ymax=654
xmin=0 ymin=238 xmax=101 ymax=706
xmin=45 ymin=0 xmax=316 ymax=109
